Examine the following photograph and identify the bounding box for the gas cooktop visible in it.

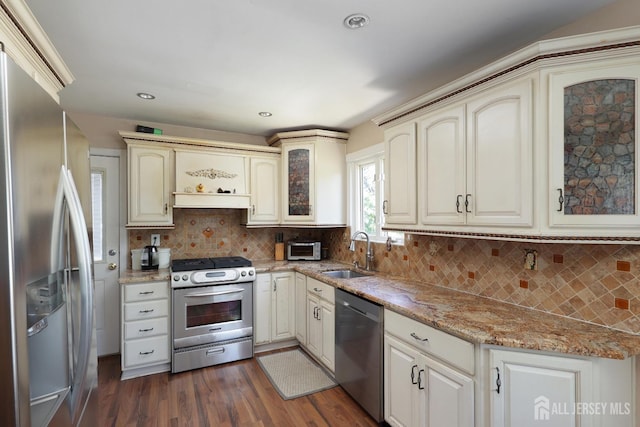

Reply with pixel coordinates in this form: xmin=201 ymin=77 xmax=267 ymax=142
xmin=171 ymin=256 xmax=252 ymax=272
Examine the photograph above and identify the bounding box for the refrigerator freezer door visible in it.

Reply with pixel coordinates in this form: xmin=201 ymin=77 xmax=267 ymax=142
xmin=0 ymin=49 xmax=66 ymax=426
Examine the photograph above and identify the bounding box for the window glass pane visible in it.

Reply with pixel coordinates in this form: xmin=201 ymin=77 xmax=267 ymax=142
xmin=91 ymin=170 xmax=105 ymax=262
xmin=360 ymin=162 xmax=377 ymax=235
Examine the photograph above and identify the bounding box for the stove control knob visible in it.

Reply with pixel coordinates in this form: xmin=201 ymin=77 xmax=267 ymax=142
xmin=182 ymin=275 xmax=189 ymax=281
xmin=248 ymin=270 xmax=254 ymax=276
xmin=173 ymin=275 xmax=180 ymax=281
xmin=241 ymin=271 xmax=247 ymax=277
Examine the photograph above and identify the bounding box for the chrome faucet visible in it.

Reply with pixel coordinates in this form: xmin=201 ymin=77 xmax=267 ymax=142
xmin=349 ymin=231 xmax=374 ymax=271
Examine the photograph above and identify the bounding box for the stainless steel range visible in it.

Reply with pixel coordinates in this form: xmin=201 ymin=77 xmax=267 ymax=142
xmin=170 ymin=256 xmax=255 ymax=373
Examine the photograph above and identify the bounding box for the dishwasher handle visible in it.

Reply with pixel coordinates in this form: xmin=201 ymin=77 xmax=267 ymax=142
xmin=340 ymin=300 xmax=382 ymax=323
xmin=342 ymin=300 xmax=368 ymax=317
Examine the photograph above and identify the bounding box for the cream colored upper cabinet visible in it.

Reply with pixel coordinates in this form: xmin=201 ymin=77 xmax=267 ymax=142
xmin=281 ymin=142 xmax=316 ymax=223
xmin=419 ymin=105 xmax=466 ymax=225
xmin=384 ymin=122 xmax=417 ymax=225
xmin=246 ymin=155 xmax=280 ymax=225
xmin=127 ymin=144 xmax=174 ymax=228
xmin=465 ymin=78 xmax=534 ymax=227
xmin=417 ymin=78 xmax=534 ymax=228
xmin=547 ymin=60 xmax=640 ymax=235
xmin=269 ymin=129 xmax=348 ymax=226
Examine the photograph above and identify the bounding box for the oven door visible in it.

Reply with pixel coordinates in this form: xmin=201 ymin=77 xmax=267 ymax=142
xmin=173 ymin=282 xmax=253 ymax=349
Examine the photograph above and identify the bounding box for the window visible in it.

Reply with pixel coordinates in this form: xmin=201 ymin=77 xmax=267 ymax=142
xmin=347 ymin=143 xmax=403 ymax=244
xmin=91 ymin=169 xmax=105 ymax=262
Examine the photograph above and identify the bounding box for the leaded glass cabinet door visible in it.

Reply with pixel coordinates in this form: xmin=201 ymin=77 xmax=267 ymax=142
xmin=549 ymin=62 xmax=640 ymax=231
xmin=282 ymin=142 xmax=315 ymax=222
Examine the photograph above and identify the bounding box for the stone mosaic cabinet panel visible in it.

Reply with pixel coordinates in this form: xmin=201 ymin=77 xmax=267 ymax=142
xmin=564 ymin=79 xmax=636 ymax=215
xmin=288 ymin=148 xmax=311 ymax=216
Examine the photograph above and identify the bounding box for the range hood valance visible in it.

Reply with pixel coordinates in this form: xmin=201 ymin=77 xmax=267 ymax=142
xmin=174 ymin=149 xmax=250 ymax=209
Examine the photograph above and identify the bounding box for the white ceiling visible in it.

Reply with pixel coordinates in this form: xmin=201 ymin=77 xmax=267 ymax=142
xmin=26 ymin=0 xmax=615 ymax=137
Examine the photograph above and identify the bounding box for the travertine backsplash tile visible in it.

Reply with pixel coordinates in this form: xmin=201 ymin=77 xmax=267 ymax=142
xmin=326 ymin=228 xmax=640 ymax=335
xmin=130 ymin=213 xmax=640 ymax=334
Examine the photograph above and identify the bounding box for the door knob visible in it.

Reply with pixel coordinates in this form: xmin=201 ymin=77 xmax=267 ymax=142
xmin=108 ymin=263 xmax=117 ymax=270
xmin=108 ymin=249 xmax=117 ymax=256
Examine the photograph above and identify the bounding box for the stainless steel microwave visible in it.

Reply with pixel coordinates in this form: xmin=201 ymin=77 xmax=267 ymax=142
xmin=287 ymin=241 xmax=321 ymax=261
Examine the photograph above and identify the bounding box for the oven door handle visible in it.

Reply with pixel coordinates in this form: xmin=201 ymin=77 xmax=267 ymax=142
xmin=183 ymin=288 xmax=244 ymax=298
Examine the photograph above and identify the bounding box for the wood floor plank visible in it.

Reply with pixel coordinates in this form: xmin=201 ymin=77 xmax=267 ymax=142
xmin=99 ymin=348 xmax=380 ymax=426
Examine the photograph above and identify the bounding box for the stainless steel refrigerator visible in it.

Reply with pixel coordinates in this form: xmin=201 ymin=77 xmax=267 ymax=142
xmin=0 ymin=49 xmax=97 ymax=426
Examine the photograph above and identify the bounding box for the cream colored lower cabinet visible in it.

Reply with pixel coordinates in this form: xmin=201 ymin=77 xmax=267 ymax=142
xmin=484 ymin=347 xmax=635 ymax=427
xmin=254 ymin=272 xmax=295 ymax=346
xmin=295 ymin=272 xmax=307 ymax=344
xmin=384 ymin=310 xmax=474 ymax=427
xmin=121 ymin=280 xmax=171 ymax=379
xmin=306 ymin=277 xmax=335 ymax=372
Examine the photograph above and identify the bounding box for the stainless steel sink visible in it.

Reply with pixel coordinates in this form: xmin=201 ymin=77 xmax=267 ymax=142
xmin=322 ymin=269 xmax=369 ymax=279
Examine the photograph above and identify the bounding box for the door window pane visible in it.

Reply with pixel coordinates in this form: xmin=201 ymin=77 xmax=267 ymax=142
xmin=91 ymin=169 xmax=105 ymax=262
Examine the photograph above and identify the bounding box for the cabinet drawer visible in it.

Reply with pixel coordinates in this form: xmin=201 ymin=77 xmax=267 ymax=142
xmin=124 ymin=317 xmax=169 ymax=340
xmin=123 ymin=281 xmax=169 ymax=302
xmin=385 ymin=309 xmax=474 ymax=375
xmin=124 ymin=300 xmax=169 ymax=321
xmin=307 ymin=277 xmax=335 ymax=304
xmin=123 ymin=335 xmax=169 ymax=368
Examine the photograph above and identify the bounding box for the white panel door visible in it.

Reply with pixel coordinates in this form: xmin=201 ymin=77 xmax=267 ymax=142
xmin=384 ymin=334 xmax=420 ymax=427
xmin=419 ymin=104 xmax=466 ymax=225
xmin=466 ymin=79 xmax=533 ymax=226
xmin=424 ymin=354 xmax=474 ymax=427
xmin=489 ymin=349 xmax=593 ymax=427
xmin=384 ymin=122 xmax=417 ymax=224
xmin=271 ymin=272 xmax=295 ymax=341
xmin=249 ymin=156 xmax=280 ymax=224
xmin=254 ymin=273 xmax=272 ymax=345
xmin=127 ymin=145 xmax=173 ymax=226
xmin=90 ymin=154 xmax=120 ymax=356
xmin=295 ymin=273 xmax=307 ymax=344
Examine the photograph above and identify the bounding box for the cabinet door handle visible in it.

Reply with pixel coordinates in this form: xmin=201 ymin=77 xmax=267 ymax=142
xmin=410 ymin=364 xmax=419 ymax=384
xmin=164 ymin=203 xmax=168 ymax=214
xmin=139 ymin=309 xmax=154 ymax=314
xmin=410 ymin=332 xmax=429 ymax=342
xmin=495 ymin=367 xmax=502 ymax=394
xmin=139 ymin=291 xmax=154 ymax=295
xmin=252 ymin=204 xmax=256 ymax=215
xmin=417 ymin=369 xmax=425 ymax=390
xmin=383 ymin=200 xmax=388 ymax=215
xmin=557 ymin=188 xmax=564 ymax=212
xmin=139 ymin=350 xmax=155 ymax=356
xmin=465 ymin=194 xmax=472 ymax=213
xmin=456 ymin=195 xmax=463 ymax=213
xmin=273 ymin=280 xmax=277 ymax=292
xmin=138 ymin=327 xmax=154 ymax=332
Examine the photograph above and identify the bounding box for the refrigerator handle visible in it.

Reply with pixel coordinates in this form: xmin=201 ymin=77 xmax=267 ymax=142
xmin=53 ymin=166 xmax=94 ymax=418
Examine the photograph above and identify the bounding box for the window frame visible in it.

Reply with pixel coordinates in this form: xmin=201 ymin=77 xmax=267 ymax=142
xmin=347 ymin=143 xmax=403 ymax=245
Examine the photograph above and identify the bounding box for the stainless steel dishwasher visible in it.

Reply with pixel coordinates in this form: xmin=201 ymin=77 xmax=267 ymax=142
xmin=335 ymin=288 xmax=384 ymax=423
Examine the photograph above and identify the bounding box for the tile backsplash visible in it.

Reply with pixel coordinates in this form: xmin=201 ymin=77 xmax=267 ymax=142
xmin=129 ymin=212 xmax=640 ymax=335
xmin=128 ymin=208 xmax=329 ymax=263
xmin=326 ymin=228 xmax=640 ymax=335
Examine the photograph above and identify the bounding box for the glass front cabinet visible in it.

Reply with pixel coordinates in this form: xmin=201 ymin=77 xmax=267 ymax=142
xmin=548 ymin=60 xmax=640 ymax=235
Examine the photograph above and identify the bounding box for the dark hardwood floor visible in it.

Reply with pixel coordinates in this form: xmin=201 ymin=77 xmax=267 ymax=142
xmin=98 ymin=347 xmax=379 ymax=426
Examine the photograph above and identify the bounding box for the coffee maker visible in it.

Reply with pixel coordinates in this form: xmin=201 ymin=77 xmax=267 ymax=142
xmin=140 ymin=245 xmax=158 ymax=270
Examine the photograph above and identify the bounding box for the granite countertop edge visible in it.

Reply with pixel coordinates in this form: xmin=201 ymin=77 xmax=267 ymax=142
xmin=119 ymin=260 xmax=640 ymax=360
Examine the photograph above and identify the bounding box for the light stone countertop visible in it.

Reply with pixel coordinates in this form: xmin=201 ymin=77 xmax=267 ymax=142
xmin=120 ymin=260 xmax=640 ymax=360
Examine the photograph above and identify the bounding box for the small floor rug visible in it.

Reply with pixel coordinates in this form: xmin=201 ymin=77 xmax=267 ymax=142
xmin=256 ymin=349 xmax=337 ymax=400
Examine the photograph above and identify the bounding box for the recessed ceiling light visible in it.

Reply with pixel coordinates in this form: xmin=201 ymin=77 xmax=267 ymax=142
xmin=137 ymin=92 xmax=155 ymax=100
xmin=344 ymin=13 xmax=370 ymax=30
xmin=258 ymin=111 xmax=273 ymax=117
